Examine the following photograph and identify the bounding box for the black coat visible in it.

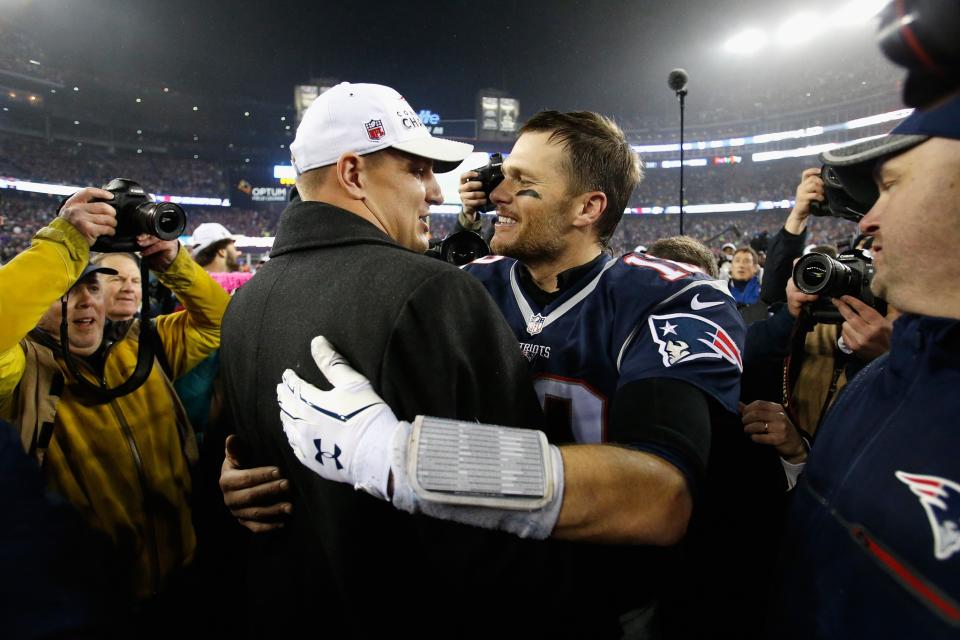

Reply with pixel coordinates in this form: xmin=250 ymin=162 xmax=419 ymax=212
xmin=221 ymin=201 xmax=565 ymax=638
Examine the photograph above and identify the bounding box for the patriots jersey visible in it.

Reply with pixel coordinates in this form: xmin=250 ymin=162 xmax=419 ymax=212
xmin=464 ymin=252 xmax=746 ymax=445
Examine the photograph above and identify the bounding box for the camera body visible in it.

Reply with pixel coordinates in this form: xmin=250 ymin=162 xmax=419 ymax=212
xmin=425 ymin=229 xmax=490 ymax=266
xmin=792 ymin=249 xmax=885 ymax=323
xmin=471 ymin=153 xmax=504 ymax=213
xmin=808 ymin=165 xmax=871 ymax=223
xmin=91 ymin=178 xmax=187 ymax=253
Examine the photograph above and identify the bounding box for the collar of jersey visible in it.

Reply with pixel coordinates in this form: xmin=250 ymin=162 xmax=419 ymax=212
xmin=509 ymin=254 xmax=617 ymax=333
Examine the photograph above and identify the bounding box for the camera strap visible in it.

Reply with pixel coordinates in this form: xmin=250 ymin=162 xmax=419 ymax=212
xmin=59 ymin=265 xmax=158 ymax=401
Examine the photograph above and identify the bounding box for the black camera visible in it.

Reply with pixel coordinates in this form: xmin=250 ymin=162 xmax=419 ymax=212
xmin=91 ymin=178 xmax=187 ymax=252
xmin=425 ymin=229 xmax=490 ymax=266
xmin=808 ymin=165 xmax=872 ymax=223
xmin=792 ymin=249 xmax=886 ymax=323
xmin=470 ymin=153 xmax=504 ymax=213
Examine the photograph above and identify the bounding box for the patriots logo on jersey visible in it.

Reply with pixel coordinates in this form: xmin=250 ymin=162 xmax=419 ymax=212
xmin=647 ymin=313 xmax=743 ymax=371
xmin=896 ymin=471 xmax=960 ymax=561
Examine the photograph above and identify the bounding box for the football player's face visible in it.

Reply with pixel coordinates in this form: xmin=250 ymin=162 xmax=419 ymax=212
xmin=859 ymin=138 xmax=960 ymax=314
xmin=362 ymin=149 xmax=443 ymax=253
xmin=489 ymin=131 xmax=580 ymax=264
xmin=36 ymin=276 xmax=106 ymax=356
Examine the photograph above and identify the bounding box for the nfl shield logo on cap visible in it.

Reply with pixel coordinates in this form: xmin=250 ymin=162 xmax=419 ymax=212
xmin=365 ymin=119 xmax=386 ymax=141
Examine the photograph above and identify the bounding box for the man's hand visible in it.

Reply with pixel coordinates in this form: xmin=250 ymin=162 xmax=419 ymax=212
xmin=832 ymin=295 xmax=894 ymax=361
xmin=786 ymin=275 xmax=818 ymax=318
xmin=278 ymin=336 xmax=402 ymax=500
xmin=784 ymin=168 xmax=824 ymax=235
xmin=219 ymin=435 xmax=293 ymax=533
xmin=740 ymin=401 xmax=807 ymax=463
xmin=137 ymin=234 xmax=180 ymax=272
xmin=459 ymin=170 xmax=487 ymax=220
xmin=58 ymin=188 xmax=117 ymax=247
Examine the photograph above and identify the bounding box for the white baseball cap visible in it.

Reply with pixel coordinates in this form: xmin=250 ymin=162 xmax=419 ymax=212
xmin=191 ymin=222 xmax=233 ymax=255
xmin=290 ymin=82 xmax=474 ymax=175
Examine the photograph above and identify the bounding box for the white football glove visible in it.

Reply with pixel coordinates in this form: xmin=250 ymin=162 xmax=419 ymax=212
xmin=278 ymin=336 xmax=405 ymax=500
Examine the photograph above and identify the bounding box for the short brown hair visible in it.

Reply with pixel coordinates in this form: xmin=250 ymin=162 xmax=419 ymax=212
xmin=520 ymin=111 xmax=642 ymax=247
xmin=194 ymin=238 xmax=234 ymax=267
xmin=647 ymin=236 xmax=719 ymax=278
xmin=734 ymin=246 xmax=760 ymax=266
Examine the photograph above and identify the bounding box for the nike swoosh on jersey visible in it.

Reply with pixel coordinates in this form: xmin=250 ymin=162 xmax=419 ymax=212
xmin=691 ymin=294 xmax=724 ymax=310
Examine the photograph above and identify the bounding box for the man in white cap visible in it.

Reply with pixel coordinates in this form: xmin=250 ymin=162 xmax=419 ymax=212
xmin=219 ymin=83 xmax=563 ymax=637
xmin=190 ymin=222 xmax=252 ymax=295
xmin=192 ymin=222 xmax=240 ymax=271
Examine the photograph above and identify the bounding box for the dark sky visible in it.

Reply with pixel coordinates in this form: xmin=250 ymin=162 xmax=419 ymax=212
xmin=8 ymin=0 xmax=893 ymax=120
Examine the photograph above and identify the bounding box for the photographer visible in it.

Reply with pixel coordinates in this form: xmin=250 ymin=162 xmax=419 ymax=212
xmin=0 ymin=187 xmax=230 ymax=616
xmin=773 ymin=93 xmax=960 ymax=638
xmin=760 ymin=168 xmax=824 ymax=307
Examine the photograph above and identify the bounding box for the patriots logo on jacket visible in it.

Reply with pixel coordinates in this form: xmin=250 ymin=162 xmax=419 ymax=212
xmin=647 ymin=313 xmax=743 ymax=371
xmin=896 ymin=471 xmax=960 ymax=561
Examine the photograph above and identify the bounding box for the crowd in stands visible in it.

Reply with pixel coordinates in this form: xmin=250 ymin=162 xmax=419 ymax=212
xmin=0 ymin=133 xmax=229 ymax=196
xmin=622 ymin=57 xmax=902 ymax=138
xmin=635 ymin=160 xmax=809 ymax=207
xmin=0 ymin=19 xmax=62 ymax=83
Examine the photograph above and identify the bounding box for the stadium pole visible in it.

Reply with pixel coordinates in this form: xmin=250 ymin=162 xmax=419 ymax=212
xmin=679 ymin=90 xmax=685 ymax=235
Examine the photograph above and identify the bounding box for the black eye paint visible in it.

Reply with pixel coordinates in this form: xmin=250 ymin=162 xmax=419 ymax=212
xmin=516 ymin=188 xmax=542 ymax=199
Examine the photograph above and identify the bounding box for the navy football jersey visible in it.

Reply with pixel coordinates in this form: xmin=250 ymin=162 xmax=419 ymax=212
xmin=464 ymin=252 xmax=746 ymax=445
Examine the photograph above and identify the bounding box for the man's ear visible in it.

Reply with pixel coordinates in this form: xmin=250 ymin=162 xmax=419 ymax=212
xmin=572 ymin=191 xmax=608 ymax=230
xmin=336 ymin=153 xmax=367 ymax=201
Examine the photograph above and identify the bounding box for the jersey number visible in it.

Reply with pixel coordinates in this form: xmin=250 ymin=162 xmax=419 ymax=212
xmin=533 ymin=376 xmax=607 ymax=444
xmin=623 ymin=254 xmax=698 ymax=281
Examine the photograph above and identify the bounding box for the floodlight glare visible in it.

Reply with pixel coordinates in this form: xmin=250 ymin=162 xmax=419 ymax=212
xmin=777 ymin=12 xmax=820 ymax=44
xmin=832 ymin=0 xmax=889 ymax=26
xmin=724 ymin=28 xmax=767 ymax=54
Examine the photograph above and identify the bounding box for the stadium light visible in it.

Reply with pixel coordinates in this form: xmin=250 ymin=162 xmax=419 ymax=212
xmin=777 ymin=12 xmax=820 ymax=45
xmin=751 ymin=134 xmax=885 ymax=161
xmin=845 ymin=108 xmax=913 ymax=128
xmin=832 ymin=0 xmax=889 ymax=26
xmin=724 ymin=28 xmax=767 ymax=54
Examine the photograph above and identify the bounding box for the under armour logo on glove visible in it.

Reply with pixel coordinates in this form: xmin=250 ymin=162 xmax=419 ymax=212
xmin=278 ymin=336 xmax=404 ymax=501
xmin=314 ymin=439 xmax=344 ymax=470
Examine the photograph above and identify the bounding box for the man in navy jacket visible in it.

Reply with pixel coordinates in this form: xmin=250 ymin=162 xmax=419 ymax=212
xmin=773 ymin=92 xmax=960 ymax=638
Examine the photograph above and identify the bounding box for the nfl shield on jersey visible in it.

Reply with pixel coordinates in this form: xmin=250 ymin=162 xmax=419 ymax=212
xmin=464 ymin=253 xmax=745 ymax=446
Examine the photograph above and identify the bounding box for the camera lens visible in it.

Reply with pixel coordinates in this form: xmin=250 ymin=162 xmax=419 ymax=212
xmin=793 ymin=253 xmax=860 ymax=297
xmin=134 ymin=202 xmax=187 ymax=240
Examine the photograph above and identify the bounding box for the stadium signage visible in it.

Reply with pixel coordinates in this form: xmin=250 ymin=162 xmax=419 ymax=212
xmin=234 ymin=177 xmax=288 ymax=206
xmin=418 ymin=109 xmax=443 ymax=134
xmin=251 ymin=186 xmax=287 ymax=202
